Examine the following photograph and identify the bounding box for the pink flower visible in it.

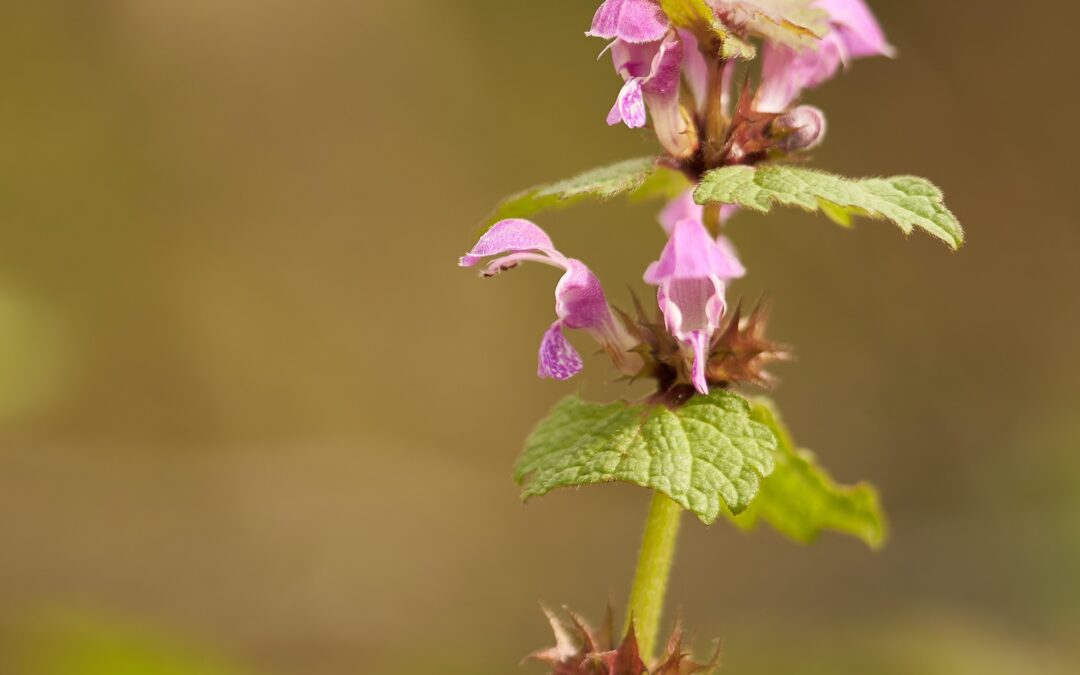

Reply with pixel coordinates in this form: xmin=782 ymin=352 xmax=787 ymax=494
xmin=588 ymin=0 xmax=671 ymax=43
xmin=605 ymin=33 xmax=702 ymax=159
xmin=461 ymin=220 xmax=641 ymax=381
xmin=756 ymin=0 xmax=895 ymax=113
xmin=646 ymin=193 xmax=746 ymax=394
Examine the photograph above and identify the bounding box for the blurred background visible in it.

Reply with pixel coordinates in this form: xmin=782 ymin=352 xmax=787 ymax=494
xmin=1 ymin=1 xmax=1077 ymax=673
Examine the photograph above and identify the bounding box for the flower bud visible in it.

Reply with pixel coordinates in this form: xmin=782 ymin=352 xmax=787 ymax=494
xmin=772 ymin=105 xmax=827 ymax=153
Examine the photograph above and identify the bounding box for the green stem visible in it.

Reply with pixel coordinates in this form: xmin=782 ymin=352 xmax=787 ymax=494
xmin=625 ymin=492 xmax=683 ymax=661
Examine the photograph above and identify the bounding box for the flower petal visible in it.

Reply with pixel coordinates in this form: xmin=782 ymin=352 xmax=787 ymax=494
xmin=714 ymin=236 xmax=747 ymax=279
xmin=460 ymin=219 xmax=557 ymax=267
xmin=660 ymin=190 xmax=741 ymax=235
xmin=538 ymin=321 xmax=585 ymax=380
xmin=662 ymin=277 xmax=726 ymax=335
xmin=659 ymin=189 xmax=703 ymax=235
xmin=646 ymin=219 xmax=745 ymax=283
xmin=656 ymin=278 xmax=726 ymax=394
xmin=773 ymin=104 xmax=827 ymax=151
xmin=678 ymin=29 xmax=709 ymax=114
xmin=588 ymin=0 xmax=671 ymax=43
xmin=817 ymin=0 xmax=895 ymax=58
xmin=555 ymin=261 xmax=614 ymax=332
xmin=639 ymin=37 xmax=694 ymax=158
xmin=686 ymin=330 xmax=711 ymax=394
xmin=609 ymin=36 xmax=696 ymax=158
xmin=608 ymin=78 xmax=647 ymax=127
xmin=755 ymin=0 xmax=893 ymax=113
xmin=756 ymin=39 xmax=844 ymax=113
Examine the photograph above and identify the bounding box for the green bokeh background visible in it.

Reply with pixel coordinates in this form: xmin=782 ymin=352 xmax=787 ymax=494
xmin=1 ymin=1 xmax=1077 ymax=673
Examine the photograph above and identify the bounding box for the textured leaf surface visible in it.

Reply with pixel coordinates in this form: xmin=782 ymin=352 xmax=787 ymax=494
xmin=515 ymin=392 xmax=777 ymax=523
xmin=730 ymin=398 xmax=887 ymax=548
xmin=660 ymin=0 xmax=758 ymax=60
xmin=481 ymin=158 xmax=689 ymax=231
xmin=659 ymin=0 xmax=716 ymax=29
xmin=714 ymin=0 xmax=828 ymax=49
xmin=696 ymin=165 xmax=965 ymax=249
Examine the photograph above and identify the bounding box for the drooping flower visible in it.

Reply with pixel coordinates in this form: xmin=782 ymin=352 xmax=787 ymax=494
xmin=588 ymin=0 xmax=671 ymax=44
xmin=606 ymin=33 xmax=700 ymax=159
xmin=460 ymin=219 xmax=642 ymax=381
xmin=646 ymin=194 xmax=746 ymax=394
xmin=755 ymin=0 xmax=895 ymax=113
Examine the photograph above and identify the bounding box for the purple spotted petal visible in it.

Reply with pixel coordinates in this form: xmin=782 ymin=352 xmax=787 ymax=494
xmin=609 ymin=35 xmax=695 ymax=158
xmin=461 ymin=219 xmax=641 ymax=381
xmin=608 ymin=78 xmax=647 ymax=127
xmin=538 ymin=321 xmax=584 ymax=380
xmin=818 ymin=0 xmax=895 ymax=58
xmin=640 ymin=37 xmax=691 ymax=158
xmin=588 ymin=0 xmax=670 ymax=43
xmin=460 ymin=219 xmax=557 ymax=267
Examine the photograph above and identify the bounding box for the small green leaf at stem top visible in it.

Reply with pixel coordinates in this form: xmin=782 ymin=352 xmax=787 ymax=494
xmin=714 ymin=0 xmax=828 ymax=49
xmin=695 ymin=165 xmax=965 ymax=249
xmin=660 ymin=0 xmax=825 ymax=58
xmin=514 ymin=391 xmax=778 ymax=523
xmin=479 ymin=157 xmax=689 ymax=234
xmin=729 ymin=398 xmax=888 ymax=548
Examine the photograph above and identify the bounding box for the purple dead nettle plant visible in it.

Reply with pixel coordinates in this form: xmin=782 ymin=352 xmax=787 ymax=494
xmin=461 ymin=1 xmax=963 ymax=672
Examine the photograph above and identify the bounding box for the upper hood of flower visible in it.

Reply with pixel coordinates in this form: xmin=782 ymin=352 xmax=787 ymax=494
xmin=817 ymin=0 xmax=895 ymax=58
xmin=588 ymin=0 xmax=671 ymax=43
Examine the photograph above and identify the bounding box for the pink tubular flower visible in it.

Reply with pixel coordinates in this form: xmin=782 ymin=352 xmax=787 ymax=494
xmin=460 ymin=219 xmax=641 ymax=381
xmin=646 ymin=193 xmax=746 ymax=394
xmin=588 ymin=0 xmax=670 ymax=43
xmin=589 ymin=1 xmax=708 ymax=158
xmin=755 ymin=0 xmax=895 ymax=113
xmin=606 ymin=33 xmax=699 ymax=159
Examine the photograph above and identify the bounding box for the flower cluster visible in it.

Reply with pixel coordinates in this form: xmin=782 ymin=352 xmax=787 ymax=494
xmin=462 ymin=0 xmax=891 ymax=396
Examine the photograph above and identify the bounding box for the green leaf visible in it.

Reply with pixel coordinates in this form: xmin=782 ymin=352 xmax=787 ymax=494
xmin=695 ymin=165 xmax=965 ymax=249
xmin=730 ymin=398 xmax=888 ymax=548
xmin=660 ymin=0 xmax=823 ymax=58
xmin=659 ymin=0 xmax=716 ymax=29
xmin=717 ymin=29 xmax=757 ymax=60
xmin=714 ymin=1 xmax=828 ymax=50
xmin=480 ymin=157 xmax=689 ymax=232
xmin=514 ymin=391 xmax=778 ymax=524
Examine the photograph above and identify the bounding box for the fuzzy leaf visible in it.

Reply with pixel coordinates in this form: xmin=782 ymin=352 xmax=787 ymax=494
xmin=730 ymin=398 xmax=888 ymax=548
xmin=717 ymin=29 xmax=757 ymax=60
xmin=660 ymin=0 xmax=759 ymax=60
xmin=658 ymin=0 xmax=716 ymax=29
xmin=695 ymin=165 xmax=965 ymax=249
xmin=714 ymin=0 xmax=828 ymax=49
xmin=481 ymin=158 xmax=689 ymax=232
xmin=515 ymin=391 xmax=777 ymax=523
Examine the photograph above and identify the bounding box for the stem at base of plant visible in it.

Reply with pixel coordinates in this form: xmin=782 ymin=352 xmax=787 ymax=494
xmin=625 ymin=491 xmax=683 ymax=662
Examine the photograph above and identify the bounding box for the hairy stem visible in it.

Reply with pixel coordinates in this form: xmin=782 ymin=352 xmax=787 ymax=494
xmin=625 ymin=491 xmax=684 ymax=661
